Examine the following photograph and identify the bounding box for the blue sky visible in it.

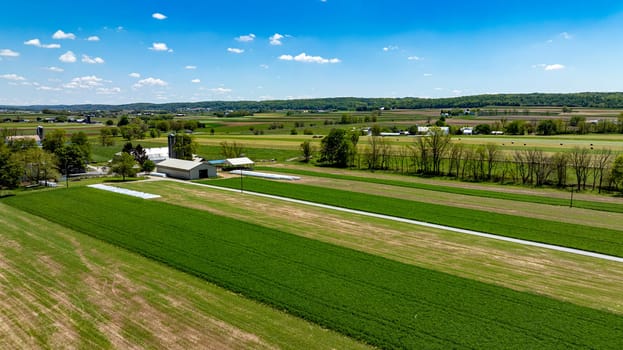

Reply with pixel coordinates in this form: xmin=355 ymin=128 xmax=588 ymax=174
xmin=1 ymin=0 xmax=622 ymax=105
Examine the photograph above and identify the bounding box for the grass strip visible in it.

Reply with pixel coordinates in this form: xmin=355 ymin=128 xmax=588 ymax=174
xmin=204 ymin=177 xmax=623 ymax=258
xmin=3 ymin=188 xmax=623 ymax=349
xmin=257 ymin=166 xmax=623 ymax=213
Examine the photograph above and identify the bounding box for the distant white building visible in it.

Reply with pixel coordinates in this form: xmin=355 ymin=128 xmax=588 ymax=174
xmin=417 ymin=126 xmax=449 ymax=135
xmin=5 ymin=135 xmax=42 ymax=147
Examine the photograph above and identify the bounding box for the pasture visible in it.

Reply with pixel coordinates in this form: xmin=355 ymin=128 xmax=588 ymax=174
xmin=3 ymin=188 xmax=623 ymax=349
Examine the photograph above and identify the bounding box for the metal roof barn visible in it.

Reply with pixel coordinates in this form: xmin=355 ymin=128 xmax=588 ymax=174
xmin=225 ymin=157 xmax=255 ymax=168
xmin=156 ymin=159 xmax=216 ymax=180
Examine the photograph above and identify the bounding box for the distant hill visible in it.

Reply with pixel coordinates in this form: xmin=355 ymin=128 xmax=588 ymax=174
xmin=3 ymin=92 xmax=623 ymax=112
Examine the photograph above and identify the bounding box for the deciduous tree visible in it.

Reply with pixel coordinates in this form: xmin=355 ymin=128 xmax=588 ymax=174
xmin=319 ymin=129 xmax=351 ymax=168
xmin=109 ymin=152 xmax=137 ymax=181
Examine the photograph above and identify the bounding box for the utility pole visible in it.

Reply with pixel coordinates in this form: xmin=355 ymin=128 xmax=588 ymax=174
xmin=240 ymin=168 xmax=243 ymax=194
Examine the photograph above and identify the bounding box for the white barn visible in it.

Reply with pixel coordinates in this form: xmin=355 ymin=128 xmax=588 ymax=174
xmin=156 ymin=159 xmax=216 ymax=180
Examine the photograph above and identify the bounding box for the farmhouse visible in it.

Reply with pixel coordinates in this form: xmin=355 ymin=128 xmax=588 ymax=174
xmin=156 ymin=159 xmax=216 ymax=180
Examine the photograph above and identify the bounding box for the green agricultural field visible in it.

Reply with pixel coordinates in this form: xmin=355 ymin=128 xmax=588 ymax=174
xmin=118 ymin=180 xmax=623 ymax=315
xmin=204 ymin=177 xmax=623 ymax=257
xmin=4 ymin=188 xmax=623 ymax=349
xmin=257 ymin=166 xmax=623 ymax=213
xmin=0 ymin=202 xmax=370 ymax=350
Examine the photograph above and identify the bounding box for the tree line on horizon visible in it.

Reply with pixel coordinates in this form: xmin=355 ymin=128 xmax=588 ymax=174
xmin=5 ymin=92 xmax=623 ymax=113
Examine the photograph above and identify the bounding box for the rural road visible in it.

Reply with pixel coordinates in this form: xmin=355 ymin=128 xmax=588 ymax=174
xmin=107 ymin=177 xmax=623 ymax=264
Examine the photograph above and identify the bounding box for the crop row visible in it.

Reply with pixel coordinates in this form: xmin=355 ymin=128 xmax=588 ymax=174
xmin=257 ymin=166 xmax=623 ymax=213
xmin=205 ymin=177 xmax=623 ymax=257
xmin=4 ymin=188 xmax=623 ymax=349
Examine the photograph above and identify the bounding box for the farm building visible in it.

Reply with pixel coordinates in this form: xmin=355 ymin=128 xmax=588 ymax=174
xmin=144 ymin=147 xmax=170 ymax=163
xmin=461 ymin=127 xmax=473 ymax=135
xmin=417 ymin=126 xmax=450 ymax=135
xmin=225 ymin=157 xmax=255 ymax=169
xmin=156 ymin=159 xmax=216 ymax=180
xmin=4 ymin=135 xmax=42 ymax=147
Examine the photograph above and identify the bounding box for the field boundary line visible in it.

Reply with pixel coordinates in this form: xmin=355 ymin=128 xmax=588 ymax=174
xmin=154 ymin=177 xmax=623 ymax=263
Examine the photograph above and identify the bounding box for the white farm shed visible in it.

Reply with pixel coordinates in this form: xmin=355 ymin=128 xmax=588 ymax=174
xmin=156 ymin=159 xmax=216 ymax=180
xmin=225 ymin=157 xmax=255 ymax=169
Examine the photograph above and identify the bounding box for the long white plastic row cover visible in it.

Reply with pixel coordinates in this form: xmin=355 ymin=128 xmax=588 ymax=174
xmin=229 ymin=170 xmax=301 ymax=181
xmin=88 ymin=184 xmax=161 ymax=199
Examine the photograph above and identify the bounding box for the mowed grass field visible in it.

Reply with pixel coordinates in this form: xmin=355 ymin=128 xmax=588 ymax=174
xmin=0 ymin=201 xmax=372 ymax=350
xmin=118 ymin=180 xmax=623 ymax=315
xmin=3 ymin=188 xmax=623 ymax=349
xmin=204 ymin=177 xmax=623 ymax=257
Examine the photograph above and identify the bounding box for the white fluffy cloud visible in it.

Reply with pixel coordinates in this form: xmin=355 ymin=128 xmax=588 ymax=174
xmin=407 ymin=56 xmax=421 ymax=61
xmin=269 ymin=33 xmax=284 ymax=46
xmin=134 ymin=77 xmax=168 ymax=88
xmin=150 ymin=42 xmax=173 ymax=52
xmin=46 ymin=66 xmax=64 ymax=72
xmin=96 ymin=87 xmax=121 ymax=95
xmin=279 ymin=52 xmax=341 ymax=64
xmin=210 ymin=87 xmax=232 ymax=93
xmin=37 ymin=86 xmax=62 ymax=91
xmin=52 ymin=30 xmax=76 ymax=40
xmin=560 ymin=32 xmax=572 ymax=40
xmin=545 ymin=64 xmax=565 ymax=71
xmin=185 ymin=65 xmax=197 ymax=70
xmin=0 ymin=74 xmax=26 ymax=81
xmin=191 ymin=79 xmax=201 ymax=83
xmin=383 ymin=45 xmax=398 ymax=52
xmin=87 ymin=36 xmax=100 ymax=42
xmin=0 ymin=49 xmax=19 ymax=57
xmin=129 ymin=72 xmax=141 ymax=78
xmin=59 ymin=51 xmax=77 ymax=63
xmin=63 ymin=76 xmax=104 ymax=89
xmin=534 ymin=63 xmax=565 ymax=71
xmin=82 ymin=55 xmax=105 ymax=64
xmin=227 ymin=48 xmax=244 ymax=54
xmin=24 ymin=39 xmax=60 ymax=49
xmin=236 ymin=33 xmax=256 ymax=42
xmin=152 ymin=13 xmax=167 ymax=20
